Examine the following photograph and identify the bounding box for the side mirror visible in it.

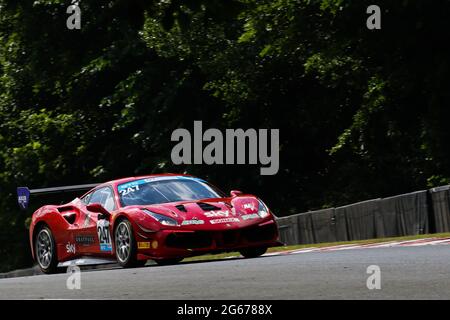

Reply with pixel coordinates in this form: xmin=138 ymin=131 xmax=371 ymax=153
xmin=230 ymin=190 xmax=243 ymax=197
xmin=86 ymin=203 xmax=110 ymax=219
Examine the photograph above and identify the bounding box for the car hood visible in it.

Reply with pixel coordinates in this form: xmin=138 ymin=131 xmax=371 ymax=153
xmin=125 ymin=196 xmax=268 ymax=230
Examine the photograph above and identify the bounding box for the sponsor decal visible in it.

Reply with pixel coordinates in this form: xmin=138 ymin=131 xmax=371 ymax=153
xmin=138 ymin=242 xmax=151 ymax=249
xmin=118 ymin=176 xmax=205 ymax=196
xmin=241 ymin=213 xmax=259 ymax=220
xmin=97 ymin=219 xmax=112 ymax=252
xmin=204 ymin=210 xmax=230 ymax=218
xmin=119 ymin=184 xmax=140 ymax=196
xmin=66 ymin=242 xmax=76 ymax=254
xmin=210 ymin=217 xmax=240 ymax=224
xmin=75 ymin=234 xmax=95 ymax=246
xmin=181 ymin=218 xmax=205 ymax=225
xmin=243 ymin=202 xmax=257 ymax=211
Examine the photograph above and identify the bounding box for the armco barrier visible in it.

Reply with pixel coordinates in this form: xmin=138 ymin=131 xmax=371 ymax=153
xmin=336 ymin=199 xmax=381 ymax=241
xmin=309 ymin=208 xmax=338 ymax=243
xmin=430 ymin=186 xmax=450 ymax=233
xmin=277 ymin=187 xmax=436 ymax=246
xmin=297 ymin=212 xmax=315 ymax=244
xmin=380 ymin=190 xmax=429 ymax=236
xmin=277 ymin=213 xmax=301 ymax=246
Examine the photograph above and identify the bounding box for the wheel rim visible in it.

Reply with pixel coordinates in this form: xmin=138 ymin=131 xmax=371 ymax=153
xmin=36 ymin=229 xmax=53 ymax=269
xmin=115 ymin=222 xmax=131 ymax=263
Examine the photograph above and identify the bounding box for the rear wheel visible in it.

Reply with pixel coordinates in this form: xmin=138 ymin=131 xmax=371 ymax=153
xmin=239 ymin=247 xmax=267 ymax=258
xmin=154 ymin=258 xmax=183 ymax=266
xmin=114 ymin=219 xmax=143 ymax=268
xmin=35 ymin=226 xmax=58 ymax=274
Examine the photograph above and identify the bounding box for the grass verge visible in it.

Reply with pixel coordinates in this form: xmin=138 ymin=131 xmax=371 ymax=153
xmin=183 ymin=232 xmax=450 ymax=262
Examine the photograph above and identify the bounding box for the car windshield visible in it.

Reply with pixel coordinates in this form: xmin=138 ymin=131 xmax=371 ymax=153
xmin=117 ymin=177 xmax=225 ymax=207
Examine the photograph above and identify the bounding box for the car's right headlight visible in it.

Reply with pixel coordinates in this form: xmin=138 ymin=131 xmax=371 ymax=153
xmin=142 ymin=209 xmax=179 ymax=226
xmin=257 ymin=199 xmax=270 ymax=218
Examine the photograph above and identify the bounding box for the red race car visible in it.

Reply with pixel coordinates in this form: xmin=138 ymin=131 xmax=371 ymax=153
xmin=20 ymin=174 xmax=280 ymax=274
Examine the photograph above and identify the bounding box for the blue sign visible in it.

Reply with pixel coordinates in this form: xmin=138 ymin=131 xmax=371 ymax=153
xmin=17 ymin=187 xmax=30 ymax=210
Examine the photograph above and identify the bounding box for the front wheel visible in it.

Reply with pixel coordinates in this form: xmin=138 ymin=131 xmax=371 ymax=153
xmin=35 ymin=226 xmax=59 ymax=274
xmin=239 ymin=247 xmax=267 ymax=258
xmin=114 ymin=219 xmax=142 ymax=268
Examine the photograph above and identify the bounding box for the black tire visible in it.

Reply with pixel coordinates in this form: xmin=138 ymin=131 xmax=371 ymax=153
xmin=34 ymin=226 xmax=59 ymax=274
xmin=239 ymin=247 xmax=267 ymax=258
xmin=114 ymin=219 xmax=141 ymax=268
xmin=154 ymin=258 xmax=183 ymax=266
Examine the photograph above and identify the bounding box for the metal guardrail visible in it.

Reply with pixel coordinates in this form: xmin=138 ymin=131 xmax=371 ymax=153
xmin=277 ymin=186 xmax=448 ymax=246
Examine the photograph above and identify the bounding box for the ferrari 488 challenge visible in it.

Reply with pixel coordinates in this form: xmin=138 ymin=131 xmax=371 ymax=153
xmin=23 ymin=174 xmax=280 ymax=273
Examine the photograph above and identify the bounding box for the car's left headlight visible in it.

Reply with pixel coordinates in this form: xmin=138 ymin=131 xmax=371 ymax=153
xmin=257 ymin=199 xmax=270 ymax=218
xmin=142 ymin=209 xmax=179 ymax=226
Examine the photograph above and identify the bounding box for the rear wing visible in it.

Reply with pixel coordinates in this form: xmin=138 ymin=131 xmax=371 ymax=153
xmin=17 ymin=183 xmax=100 ymax=210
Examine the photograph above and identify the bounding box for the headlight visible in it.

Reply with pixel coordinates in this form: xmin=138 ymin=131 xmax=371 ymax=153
xmin=142 ymin=209 xmax=179 ymax=226
xmin=257 ymin=199 xmax=270 ymax=218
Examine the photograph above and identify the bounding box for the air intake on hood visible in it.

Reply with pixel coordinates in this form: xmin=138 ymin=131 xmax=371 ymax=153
xmin=197 ymin=202 xmax=221 ymax=211
xmin=175 ymin=204 xmax=187 ymax=212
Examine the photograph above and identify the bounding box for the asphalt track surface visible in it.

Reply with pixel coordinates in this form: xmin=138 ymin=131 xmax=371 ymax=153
xmin=1 ymin=245 xmax=450 ymax=299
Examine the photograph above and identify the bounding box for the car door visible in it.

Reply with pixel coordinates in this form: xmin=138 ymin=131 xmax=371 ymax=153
xmin=76 ymin=186 xmax=116 ymax=256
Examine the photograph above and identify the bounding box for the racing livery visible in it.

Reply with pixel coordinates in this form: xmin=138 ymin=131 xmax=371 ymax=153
xmin=25 ymin=174 xmax=280 ymax=273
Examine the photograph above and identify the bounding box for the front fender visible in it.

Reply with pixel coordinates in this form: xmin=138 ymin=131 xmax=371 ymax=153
xmin=111 ymin=209 xmax=163 ymax=239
